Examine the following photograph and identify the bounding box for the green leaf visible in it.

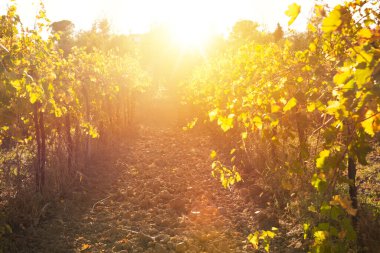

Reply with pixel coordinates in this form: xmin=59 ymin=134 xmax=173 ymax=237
xmin=285 ymin=3 xmax=301 ymax=26
xmin=283 ymin=97 xmax=297 ymax=112
xmin=322 ymin=6 xmax=342 ymax=33
xmin=354 ymin=142 xmax=372 ymax=165
xmin=311 ymin=173 xmax=327 ymax=192
xmin=5 ymin=224 xmax=12 ymax=233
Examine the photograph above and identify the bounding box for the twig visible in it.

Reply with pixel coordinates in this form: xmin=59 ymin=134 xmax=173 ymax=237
xmin=34 ymin=202 xmax=50 ymax=226
xmin=0 ymin=43 xmax=9 ymax=53
xmin=91 ymin=195 xmax=111 ymax=212
xmin=357 ymin=112 xmax=380 ymax=124
xmin=311 ymin=116 xmax=334 ymax=136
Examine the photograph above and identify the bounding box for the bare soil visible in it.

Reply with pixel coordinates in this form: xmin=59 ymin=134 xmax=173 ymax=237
xmin=8 ymin=125 xmax=267 ymax=253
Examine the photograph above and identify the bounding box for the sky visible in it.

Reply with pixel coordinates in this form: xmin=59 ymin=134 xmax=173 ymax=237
xmin=0 ymin=0 xmax=344 ymax=35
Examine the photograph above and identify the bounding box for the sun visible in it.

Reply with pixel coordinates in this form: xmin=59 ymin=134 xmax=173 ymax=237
xmin=168 ymin=19 xmax=211 ymax=49
xmin=156 ymin=1 xmax=217 ymax=50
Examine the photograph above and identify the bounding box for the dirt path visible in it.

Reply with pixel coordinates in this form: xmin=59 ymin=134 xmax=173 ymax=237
xmin=12 ymin=125 xmax=261 ymax=253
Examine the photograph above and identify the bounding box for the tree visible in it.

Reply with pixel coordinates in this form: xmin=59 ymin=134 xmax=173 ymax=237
xmin=51 ymin=20 xmax=74 ymax=55
xmin=273 ymin=23 xmax=284 ymax=42
xmin=229 ymin=20 xmax=269 ymax=45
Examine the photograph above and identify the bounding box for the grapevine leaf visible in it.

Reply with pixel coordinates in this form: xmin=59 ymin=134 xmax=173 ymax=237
xmin=210 ymin=150 xmax=217 ymax=159
xmin=316 ymin=150 xmax=330 ymax=169
xmin=209 ymin=109 xmax=218 ymax=121
xmin=361 ymin=110 xmax=376 ymax=136
xmin=218 ymin=115 xmax=234 ymax=132
xmin=247 ymin=232 xmax=259 ymax=249
xmin=307 ymin=102 xmax=316 ymax=112
xmin=309 ymin=42 xmax=316 ymax=52
xmin=285 ymin=3 xmax=301 ymax=26
xmin=355 ymin=68 xmax=372 ymax=88
xmin=330 ymin=195 xmax=357 ymax=216
xmin=252 ymin=116 xmax=263 ymax=130
xmin=283 ymin=97 xmax=297 ymax=112
xmin=333 ymin=71 xmax=352 ymax=85
xmin=80 ymin=244 xmax=91 ymax=251
xmin=314 ymin=231 xmax=327 ymax=245
xmin=358 ymin=28 xmax=372 ymax=39
xmin=322 ymin=6 xmax=342 ymax=32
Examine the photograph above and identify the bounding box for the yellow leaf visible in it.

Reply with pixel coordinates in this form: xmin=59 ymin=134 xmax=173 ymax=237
xmin=271 ymin=104 xmax=280 ymax=113
xmin=47 ymin=72 xmax=56 ymax=81
xmin=210 ymin=150 xmax=217 ymax=159
xmin=316 ymin=150 xmax=330 ymax=169
xmin=330 ymin=195 xmax=357 ymax=216
xmin=218 ymin=116 xmax=234 ymax=132
xmin=252 ymin=116 xmax=263 ymax=130
xmin=80 ymin=244 xmax=91 ymax=251
xmin=308 ymin=23 xmax=317 ymax=33
xmin=361 ymin=110 xmax=376 ymax=136
xmin=358 ymin=28 xmax=372 ymax=39
xmin=283 ymin=97 xmax=297 ymax=112
xmin=285 ymin=3 xmax=301 ymax=26
xmin=248 ymin=233 xmax=259 ymax=249
xmin=309 ymin=42 xmax=316 ymax=52
xmin=266 ymin=231 xmax=276 ymax=239
xmin=314 ymin=231 xmax=328 ymax=245
xmin=322 ymin=6 xmax=342 ymax=32
xmin=10 ymin=80 xmax=22 ymax=91
xmin=185 ymin=118 xmax=198 ymax=130
xmin=209 ymin=109 xmax=218 ymax=122
xmin=89 ymin=127 xmax=99 ymax=138
xmin=333 ymin=71 xmax=352 ymax=85
xmin=307 ymin=102 xmax=316 ymax=112
xmin=235 ymin=172 xmax=242 ymax=182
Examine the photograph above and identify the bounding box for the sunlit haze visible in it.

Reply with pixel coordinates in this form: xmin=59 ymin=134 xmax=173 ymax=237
xmin=1 ymin=0 xmax=343 ymax=36
xmin=1 ymin=0 xmax=379 ymax=251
